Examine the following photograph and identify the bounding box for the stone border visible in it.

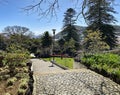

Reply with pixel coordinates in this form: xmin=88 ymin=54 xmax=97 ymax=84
xmin=25 ymin=61 xmax=34 ymax=95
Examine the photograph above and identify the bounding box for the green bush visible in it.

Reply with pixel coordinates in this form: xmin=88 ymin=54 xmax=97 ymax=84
xmin=81 ymin=53 xmax=120 ymax=80
xmin=19 ymin=81 xmax=28 ymax=89
xmin=82 ymin=53 xmax=120 ymax=67
xmin=3 ymin=53 xmax=28 ymax=67
xmin=3 ymin=75 xmax=10 ymax=80
xmin=7 ymin=77 xmax=17 ymax=86
xmin=18 ymin=89 xmax=26 ymax=95
xmin=15 ymin=73 xmax=29 ymax=79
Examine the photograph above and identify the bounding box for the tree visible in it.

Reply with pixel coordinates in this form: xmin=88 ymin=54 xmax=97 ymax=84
xmin=61 ymin=8 xmax=79 ymax=54
xmin=64 ymin=38 xmax=76 ymax=56
xmin=83 ymin=0 xmax=117 ymax=49
xmin=41 ymin=31 xmax=52 ymax=48
xmin=0 ymin=34 xmax=6 ymax=50
xmin=62 ymin=25 xmax=79 ymax=42
xmin=41 ymin=31 xmax=52 ymax=57
xmin=58 ymin=38 xmax=65 ymax=54
xmin=62 ymin=8 xmax=79 ymax=42
xmin=2 ymin=26 xmax=34 ymax=50
xmin=23 ymin=0 xmax=91 ymax=20
xmin=63 ymin=8 xmax=76 ymax=28
xmin=83 ymin=30 xmax=110 ymax=53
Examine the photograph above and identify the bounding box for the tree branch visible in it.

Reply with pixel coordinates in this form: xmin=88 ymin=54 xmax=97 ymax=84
xmin=23 ymin=0 xmax=59 ymax=20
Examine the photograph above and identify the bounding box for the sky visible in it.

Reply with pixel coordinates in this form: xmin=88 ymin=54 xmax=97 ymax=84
xmin=0 ymin=0 xmax=120 ymax=36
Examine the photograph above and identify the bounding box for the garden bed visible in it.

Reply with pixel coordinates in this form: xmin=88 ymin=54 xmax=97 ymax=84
xmin=0 ymin=52 xmax=34 ymax=95
xmin=81 ymin=53 xmax=120 ymax=84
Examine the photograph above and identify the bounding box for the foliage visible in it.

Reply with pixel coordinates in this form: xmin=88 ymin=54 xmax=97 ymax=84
xmin=81 ymin=53 xmax=120 ymax=78
xmin=84 ymin=0 xmax=117 ymax=49
xmin=3 ymin=53 xmax=28 ymax=67
xmin=19 ymin=81 xmax=28 ymax=89
xmin=83 ymin=30 xmax=110 ymax=53
xmin=41 ymin=31 xmax=52 ymax=48
xmin=15 ymin=73 xmax=29 ymax=79
xmin=0 ymin=34 xmax=7 ymax=50
xmin=64 ymin=38 xmax=76 ymax=56
xmin=3 ymin=44 xmax=30 ymax=67
xmin=63 ymin=8 xmax=76 ymax=28
xmin=84 ymin=0 xmax=116 ymax=25
xmin=17 ymin=89 xmax=26 ymax=95
xmin=59 ymin=8 xmax=80 ymax=56
xmin=62 ymin=25 xmax=79 ymax=42
xmin=7 ymin=77 xmax=17 ymax=86
xmin=62 ymin=8 xmax=79 ymax=42
xmin=36 ymin=31 xmax=52 ymax=57
xmin=6 ymin=43 xmax=29 ymax=54
xmin=2 ymin=25 xmax=35 ymax=52
xmin=99 ymin=24 xmax=117 ymax=49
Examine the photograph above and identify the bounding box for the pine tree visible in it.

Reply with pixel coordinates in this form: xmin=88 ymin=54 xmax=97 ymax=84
xmin=84 ymin=0 xmax=117 ymax=49
xmin=62 ymin=8 xmax=79 ymax=42
xmin=41 ymin=31 xmax=52 ymax=48
xmin=63 ymin=8 xmax=76 ymax=27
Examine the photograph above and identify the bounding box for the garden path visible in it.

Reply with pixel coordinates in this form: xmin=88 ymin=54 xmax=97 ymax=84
xmin=31 ymin=59 xmax=120 ymax=95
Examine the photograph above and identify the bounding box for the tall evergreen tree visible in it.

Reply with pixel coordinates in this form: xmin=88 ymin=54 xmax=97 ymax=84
xmin=41 ymin=31 xmax=52 ymax=48
xmin=62 ymin=8 xmax=79 ymax=42
xmin=63 ymin=8 xmax=76 ymax=28
xmin=84 ymin=0 xmax=117 ymax=49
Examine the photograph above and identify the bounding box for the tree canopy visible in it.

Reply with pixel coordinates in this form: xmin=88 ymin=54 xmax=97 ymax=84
xmin=83 ymin=0 xmax=117 ymax=49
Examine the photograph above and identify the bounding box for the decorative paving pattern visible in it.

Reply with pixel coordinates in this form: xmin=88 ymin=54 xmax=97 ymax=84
xmin=31 ymin=59 xmax=120 ymax=95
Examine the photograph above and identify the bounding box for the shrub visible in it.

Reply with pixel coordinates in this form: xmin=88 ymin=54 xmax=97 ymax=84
xmin=3 ymin=53 xmax=28 ymax=67
xmin=23 ymin=67 xmax=28 ymax=73
xmin=15 ymin=73 xmax=29 ymax=79
xmin=81 ymin=53 xmax=120 ymax=83
xmin=19 ymin=82 xmax=28 ymax=89
xmin=3 ymin=74 xmax=10 ymax=80
xmin=18 ymin=89 xmax=26 ymax=95
xmin=7 ymin=77 xmax=17 ymax=86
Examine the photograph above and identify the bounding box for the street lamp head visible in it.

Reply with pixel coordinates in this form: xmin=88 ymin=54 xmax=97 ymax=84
xmin=52 ymin=29 xmax=56 ymax=34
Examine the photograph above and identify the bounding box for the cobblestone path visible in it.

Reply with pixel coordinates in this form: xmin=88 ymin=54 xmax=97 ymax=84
xmin=31 ymin=59 xmax=120 ymax=95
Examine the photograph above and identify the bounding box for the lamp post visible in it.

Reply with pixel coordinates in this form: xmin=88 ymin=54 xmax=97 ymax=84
xmin=52 ymin=29 xmax=56 ymax=66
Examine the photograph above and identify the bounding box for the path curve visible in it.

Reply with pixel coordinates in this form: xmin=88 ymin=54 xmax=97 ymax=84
xmin=31 ymin=59 xmax=120 ymax=95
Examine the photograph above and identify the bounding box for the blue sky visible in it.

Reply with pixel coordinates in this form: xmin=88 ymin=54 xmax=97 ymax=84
xmin=0 ymin=0 xmax=120 ymax=35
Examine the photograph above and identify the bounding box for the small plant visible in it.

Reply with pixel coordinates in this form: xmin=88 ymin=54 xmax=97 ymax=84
xmin=18 ymin=88 xmax=26 ymax=95
xmin=15 ymin=73 xmax=29 ymax=79
xmin=7 ymin=77 xmax=17 ymax=86
xmin=19 ymin=82 xmax=28 ymax=89
xmin=3 ymin=74 xmax=10 ymax=80
xmin=23 ymin=67 xmax=28 ymax=73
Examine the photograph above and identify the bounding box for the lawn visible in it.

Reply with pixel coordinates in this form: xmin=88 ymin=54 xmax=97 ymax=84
xmin=43 ymin=57 xmax=74 ymax=69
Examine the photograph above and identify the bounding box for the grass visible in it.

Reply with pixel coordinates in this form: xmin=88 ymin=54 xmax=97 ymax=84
xmin=43 ymin=57 xmax=74 ymax=69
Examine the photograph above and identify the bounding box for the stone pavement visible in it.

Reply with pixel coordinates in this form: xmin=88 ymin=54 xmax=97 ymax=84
xmin=31 ymin=59 xmax=120 ymax=95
